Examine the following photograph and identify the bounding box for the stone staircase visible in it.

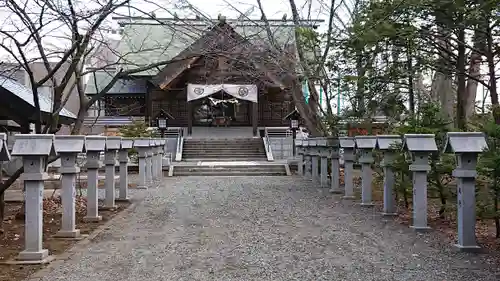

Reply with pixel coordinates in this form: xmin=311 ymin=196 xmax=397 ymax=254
xmin=182 ymin=138 xmax=267 ymax=161
xmin=174 ymin=138 xmax=288 ymax=176
xmin=173 ymin=163 xmax=288 ymax=176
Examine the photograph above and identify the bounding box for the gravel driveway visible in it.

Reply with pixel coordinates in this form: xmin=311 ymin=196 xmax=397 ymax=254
xmin=35 ymin=176 xmax=499 ymax=281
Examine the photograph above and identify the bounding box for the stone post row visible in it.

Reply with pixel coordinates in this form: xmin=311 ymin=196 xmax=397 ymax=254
xmin=5 ymin=134 xmax=135 ymax=264
xmin=300 ymin=132 xmax=488 ymax=252
xmin=141 ymin=138 xmax=165 ymax=187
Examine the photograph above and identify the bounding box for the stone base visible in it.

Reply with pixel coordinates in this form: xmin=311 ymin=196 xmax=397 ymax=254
xmin=454 ymin=243 xmax=482 ymax=253
xmin=136 ymin=185 xmax=148 ymax=190
xmin=410 ymin=225 xmax=431 ymax=233
xmin=360 ymin=202 xmax=375 ymax=207
xmin=83 ymin=215 xmax=102 ymax=222
xmin=381 ymin=212 xmax=398 ymax=217
xmin=329 ymin=188 xmax=343 ymax=194
xmin=5 ymin=249 xmax=53 ymax=265
xmin=99 ymin=205 xmax=117 ymax=211
xmin=115 ymin=197 xmax=131 ymax=202
xmin=342 ymin=195 xmax=356 ymax=200
xmin=54 ymin=229 xmax=81 ymax=239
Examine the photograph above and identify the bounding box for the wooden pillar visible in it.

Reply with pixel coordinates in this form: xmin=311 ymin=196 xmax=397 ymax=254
xmin=187 ymin=101 xmax=193 ymax=136
xmin=146 ymin=84 xmax=153 ymax=125
xmin=252 ymin=101 xmax=258 ymax=137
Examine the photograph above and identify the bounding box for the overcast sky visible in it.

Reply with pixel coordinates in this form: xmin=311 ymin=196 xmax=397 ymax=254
xmin=117 ymin=0 xmax=354 ymax=33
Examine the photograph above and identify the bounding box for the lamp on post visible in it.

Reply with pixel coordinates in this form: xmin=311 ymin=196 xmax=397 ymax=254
xmin=154 ymin=109 xmax=174 ymax=138
xmin=284 ymin=109 xmax=301 ymax=156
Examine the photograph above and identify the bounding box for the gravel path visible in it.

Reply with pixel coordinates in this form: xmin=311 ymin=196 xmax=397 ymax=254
xmin=36 ymin=176 xmax=499 ymax=281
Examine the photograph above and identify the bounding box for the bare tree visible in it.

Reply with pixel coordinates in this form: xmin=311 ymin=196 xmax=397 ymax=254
xmin=0 ymin=0 xmax=198 ymax=225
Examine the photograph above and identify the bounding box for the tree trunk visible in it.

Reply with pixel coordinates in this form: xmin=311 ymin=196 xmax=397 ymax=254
xmin=456 ymin=23 xmax=467 ymax=130
xmin=355 ymin=52 xmax=366 ymax=117
xmin=406 ymin=40 xmax=415 ymax=115
xmin=431 ymin=25 xmax=455 ymax=128
xmin=287 ymin=0 xmax=324 ymax=136
xmin=290 ymin=81 xmax=321 ymax=136
xmin=464 ymin=31 xmax=482 ymax=121
xmin=484 ymin=9 xmax=499 ymax=123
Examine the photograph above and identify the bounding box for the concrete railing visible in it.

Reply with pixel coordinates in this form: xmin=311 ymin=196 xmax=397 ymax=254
xmin=297 ymin=133 xmax=488 ymax=253
xmin=265 ymin=127 xmax=293 ymax=160
xmin=0 ymin=133 xmax=167 ymax=264
xmin=174 ymin=128 xmax=184 ymax=162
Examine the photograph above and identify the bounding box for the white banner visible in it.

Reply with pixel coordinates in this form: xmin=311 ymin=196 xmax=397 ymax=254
xmin=187 ymin=84 xmax=258 ymax=103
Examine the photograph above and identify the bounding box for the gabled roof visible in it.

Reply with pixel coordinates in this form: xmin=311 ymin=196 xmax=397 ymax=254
xmin=113 ymin=17 xmax=323 ymax=76
xmin=150 ymin=19 xmax=293 ymax=89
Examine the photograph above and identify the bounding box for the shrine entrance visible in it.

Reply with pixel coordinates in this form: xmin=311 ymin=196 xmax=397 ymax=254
xmin=192 ymin=91 xmax=251 ymax=127
xmin=187 ymin=84 xmax=259 ymax=136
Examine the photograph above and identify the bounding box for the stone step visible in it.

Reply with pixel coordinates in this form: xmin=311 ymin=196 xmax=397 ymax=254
xmin=183 ymin=144 xmax=263 ymax=147
xmin=174 ymin=165 xmax=285 ymax=171
xmin=183 ymin=152 xmax=266 ymax=156
xmin=182 ymin=152 xmax=266 ymax=156
xmin=182 ymin=147 xmax=265 ymax=151
xmin=185 ymin=138 xmax=259 ymax=142
xmin=180 ymin=157 xmax=268 ymax=161
xmin=173 ymin=171 xmax=286 ymax=176
xmin=173 ymin=165 xmax=287 ymax=176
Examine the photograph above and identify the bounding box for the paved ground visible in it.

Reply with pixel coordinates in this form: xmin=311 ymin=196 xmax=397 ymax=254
xmin=35 ymin=176 xmax=499 ymax=281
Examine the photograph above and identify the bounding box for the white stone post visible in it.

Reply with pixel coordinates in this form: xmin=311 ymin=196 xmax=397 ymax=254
xmin=340 ymin=137 xmax=356 ymax=199
xmin=355 ymin=136 xmax=377 ymax=207
xmin=158 ymin=139 xmax=165 ymax=180
xmin=376 ymin=135 xmax=402 ymax=216
xmin=83 ymin=136 xmax=106 ymax=222
xmin=53 ymin=135 xmax=85 ymax=238
xmin=151 ymin=139 xmax=159 ymax=183
xmin=117 ymin=138 xmax=133 ymax=202
xmin=103 ymin=136 xmax=121 ymax=209
xmin=404 ymin=134 xmax=438 ymax=232
xmin=295 ymin=139 xmax=304 ymax=176
xmin=145 ymin=139 xmax=152 ymax=186
xmin=12 ymin=134 xmax=55 ymax=263
xmin=318 ymin=138 xmax=329 ymax=188
xmin=134 ymin=138 xmax=150 ymax=189
xmin=327 ymin=137 xmax=342 ymax=194
xmin=308 ymin=139 xmax=320 ymax=184
xmin=444 ymin=132 xmax=488 ymax=252
xmin=303 ymin=140 xmax=312 ymax=179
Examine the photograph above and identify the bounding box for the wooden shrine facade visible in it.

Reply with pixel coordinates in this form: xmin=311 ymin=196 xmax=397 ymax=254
xmin=147 ymin=19 xmax=296 ymax=136
xmin=85 ymin=18 xmax=323 ymax=134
